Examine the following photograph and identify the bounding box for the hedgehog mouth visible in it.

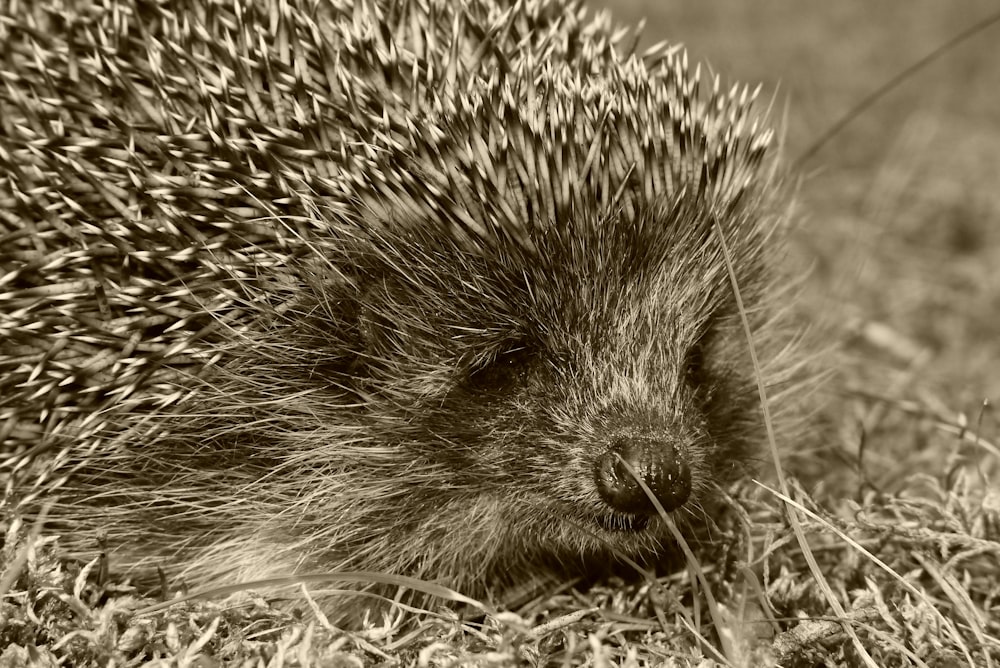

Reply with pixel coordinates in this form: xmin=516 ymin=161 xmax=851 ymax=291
xmin=595 ymin=512 xmax=650 ymax=533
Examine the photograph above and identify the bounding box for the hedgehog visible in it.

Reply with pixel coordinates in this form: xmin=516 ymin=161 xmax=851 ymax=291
xmin=0 ymin=0 xmax=799 ymax=619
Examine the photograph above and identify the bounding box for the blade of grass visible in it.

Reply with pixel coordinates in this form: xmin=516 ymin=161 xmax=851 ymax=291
xmin=712 ymin=217 xmax=879 ymax=668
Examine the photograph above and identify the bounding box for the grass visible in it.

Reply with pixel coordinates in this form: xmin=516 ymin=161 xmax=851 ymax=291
xmin=2 ymin=1 xmax=999 ymax=665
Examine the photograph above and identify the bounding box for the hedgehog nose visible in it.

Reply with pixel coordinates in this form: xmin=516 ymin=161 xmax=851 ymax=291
xmin=594 ymin=436 xmax=692 ymax=514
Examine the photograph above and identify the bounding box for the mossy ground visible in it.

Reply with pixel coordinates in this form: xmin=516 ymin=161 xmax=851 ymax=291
xmin=2 ymin=2 xmax=999 ymax=665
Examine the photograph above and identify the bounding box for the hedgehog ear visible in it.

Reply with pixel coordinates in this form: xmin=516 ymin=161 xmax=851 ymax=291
xmin=295 ymin=258 xmax=417 ymax=380
xmin=353 ymin=279 xmax=423 ymax=370
xmin=278 ymin=267 xmax=371 ymax=381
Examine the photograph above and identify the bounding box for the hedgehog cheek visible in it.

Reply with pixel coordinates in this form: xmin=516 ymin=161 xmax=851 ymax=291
xmin=593 ymin=434 xmax=692 ymax=515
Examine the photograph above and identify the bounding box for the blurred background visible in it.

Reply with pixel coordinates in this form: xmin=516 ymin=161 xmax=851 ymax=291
xmin=590 ymin=0 xmax=1000 ymax=472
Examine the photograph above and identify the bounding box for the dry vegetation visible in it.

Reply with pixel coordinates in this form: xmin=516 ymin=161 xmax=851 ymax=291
xmin=2 ymin=1 xmax=999 ymax=666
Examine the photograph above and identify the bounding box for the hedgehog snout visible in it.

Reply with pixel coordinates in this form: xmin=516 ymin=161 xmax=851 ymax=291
xmin=593 ymin=435 xmax=692 ymax=515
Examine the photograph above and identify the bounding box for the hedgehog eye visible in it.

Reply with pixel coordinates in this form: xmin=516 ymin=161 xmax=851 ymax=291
xmin=685 ymin=341 xmax=706 ymax=387
xmin=466 ymin=345 xmax=534 ymax=394
xmin=685 ymin=326 xmax=716 ymax=389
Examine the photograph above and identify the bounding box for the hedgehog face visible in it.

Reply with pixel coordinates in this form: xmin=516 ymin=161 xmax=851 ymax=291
xmin=316 ymin=197 xmax=767 ymax=567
